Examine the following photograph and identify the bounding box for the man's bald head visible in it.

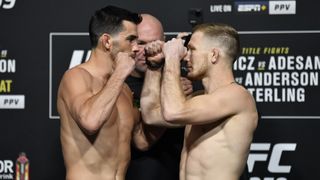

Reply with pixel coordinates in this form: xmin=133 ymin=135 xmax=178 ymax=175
xmin=133 ymin=14 xmax=165 ymax=76
xmin=138 ymin=14 xmax=165 ymax=42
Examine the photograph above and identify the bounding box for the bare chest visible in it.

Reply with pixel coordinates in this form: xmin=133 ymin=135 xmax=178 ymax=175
xmin=185 ymin=122 xmax=224 ymax=150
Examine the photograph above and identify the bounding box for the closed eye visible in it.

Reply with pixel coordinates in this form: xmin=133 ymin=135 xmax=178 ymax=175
xmin=126 ymin=35 xmax=138 ymax=42
xmin=137 ymin=40 xmax=147 ymax=46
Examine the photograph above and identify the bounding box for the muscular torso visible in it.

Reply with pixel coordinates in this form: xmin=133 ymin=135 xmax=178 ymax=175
xmin=58 ymin=74 xmax=136 ymax=180
xmin=181 ymin=115 xmax=253 ymax=180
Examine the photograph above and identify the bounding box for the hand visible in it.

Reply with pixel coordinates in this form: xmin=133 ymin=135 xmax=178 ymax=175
xmin=163 ymin=38 xmax=187 ymax=62
xmin=177 ymin=32 xmax=191 ymax=47
xmin=180 ymin=77 xmax=193 ymax=96
xmin=114 ymin=52 xmax=136 ymax=76
xmin=144 ymin=40 xmax=165 ymax=64
xmin=176 ymin=32 xmax=189 ymax=39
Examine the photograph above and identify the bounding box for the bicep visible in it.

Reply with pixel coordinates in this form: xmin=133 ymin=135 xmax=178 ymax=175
xmin=60 ymin=71 xmax=92 ymax=121
xmin=175 ymin=91 xmax=241 ymax=125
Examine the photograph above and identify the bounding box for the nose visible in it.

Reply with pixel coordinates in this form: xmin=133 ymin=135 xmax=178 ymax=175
xmin=184 ymin=50 xmax=191 ymax=62
xmin=132 ymin=42 xmax=139 ymax=53
xmin=138 ymin=44 xmax=145 ymax=55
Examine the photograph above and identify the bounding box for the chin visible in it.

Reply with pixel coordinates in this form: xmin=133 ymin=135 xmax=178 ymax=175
xmin=187 ymin=74 xmax=198 ymax=81
xmin=187 ymin=71 xmax=203 ymax=81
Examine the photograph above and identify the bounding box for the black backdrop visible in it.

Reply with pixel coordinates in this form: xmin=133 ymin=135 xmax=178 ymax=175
xmin=1 ymin=0 xmax=320 ymax=179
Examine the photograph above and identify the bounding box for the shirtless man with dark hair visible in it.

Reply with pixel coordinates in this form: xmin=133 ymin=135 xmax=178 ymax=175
xmin=57 ymin=6 xmax=160 ymax=180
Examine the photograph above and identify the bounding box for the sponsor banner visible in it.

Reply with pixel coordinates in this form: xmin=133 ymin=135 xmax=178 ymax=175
xmin=234 ymin=31 xmax=320 ymax=118
xmin=0 ymin=152 xmax=29 ymax=180
xmin=269 ymin=1 xmax=296 ymax=15
xmin=0 ymin=49 xmax=25 ymax=110
xmin=211 ymin=0 xmax=297 ymax=15
xmin=235 ymin=1 xmax=268 ymax=14
xmin=0 ymin=79 xmax=13 ymax=94
xmin=210 ymin=4 xmax=232 ymax=13
xmin=0 ymin=160 xmax=13 ymax=180
xmin=0 ymin=50 xmax=16 ymax=94
xmin=0 ymin=95 xmax=25 ymax=109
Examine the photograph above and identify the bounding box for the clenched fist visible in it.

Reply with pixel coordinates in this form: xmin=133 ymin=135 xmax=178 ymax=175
xmin=144 ymin=40 xmax=165 ymax=64
xmin=162 ymin=38 xmax=187 ymax=62
xmin=114 ymin=52 xmax=136 ymax=76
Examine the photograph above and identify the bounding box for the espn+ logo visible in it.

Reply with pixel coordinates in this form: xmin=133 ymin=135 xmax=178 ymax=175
xmin=248 ymin=143 xmax=297 ymax=180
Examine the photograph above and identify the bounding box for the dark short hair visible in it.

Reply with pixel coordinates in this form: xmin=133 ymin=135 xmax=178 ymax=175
xmin=89 ymin=5 xmax=142 ymax=48
xmin=193 ymin=23 xmax=240 ymax=63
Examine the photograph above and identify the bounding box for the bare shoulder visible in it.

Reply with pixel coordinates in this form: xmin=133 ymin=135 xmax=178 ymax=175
xmin=58 ymin=66 xmax=93 ymax=99
xmin=220 ymin=83 xmax=256 ymax=108
xmin=212 ymin=83 xmax=258 ymax=120
xmin=225 ymin=83 xmax=258 ymax=126
xmin=62 ymin=66 xmax=92 ymax=83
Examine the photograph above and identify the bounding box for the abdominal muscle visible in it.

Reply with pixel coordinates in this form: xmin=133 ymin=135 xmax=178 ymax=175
xmin=183 ymin=123 xmax=244 ymax=180
xmin=61 ymin=100 xmax=133 ymax=180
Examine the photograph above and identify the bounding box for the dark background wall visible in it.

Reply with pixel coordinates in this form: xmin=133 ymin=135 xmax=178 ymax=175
xmin=1 ymin=0 xmax=319 ymax=179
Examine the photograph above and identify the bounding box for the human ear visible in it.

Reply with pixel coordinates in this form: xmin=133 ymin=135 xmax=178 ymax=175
xmin=209 ymin=48 xmax=219 ymax=64
xmin=101 ymin=33 xmax=112 ymax=50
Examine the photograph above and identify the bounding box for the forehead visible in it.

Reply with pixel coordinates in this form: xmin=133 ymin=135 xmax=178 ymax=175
xmin=137 ymin=24 xmax=162 ymax=42
xmin=119 ymin=20 xmax=138 ymax=36
xmin=191 ymin=31 xmax=205 ymax=40
xmin=189 ymin=31 xmax=205 ymax=46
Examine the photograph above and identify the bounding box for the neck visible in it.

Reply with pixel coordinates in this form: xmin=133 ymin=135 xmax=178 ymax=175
xmin=87 ymin=47 xmax=114 ymax=79
xmin=202 ymin=65 xmax=235 ymax=93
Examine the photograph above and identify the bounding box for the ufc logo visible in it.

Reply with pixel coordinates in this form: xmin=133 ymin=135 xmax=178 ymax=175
xmin=69 ymin=50 xmax=91 ymax=69
xmin=248 ymin=143 xmax=297 ymax=173
xmin=0 ymin=0 xmax=16 ymax=9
